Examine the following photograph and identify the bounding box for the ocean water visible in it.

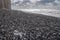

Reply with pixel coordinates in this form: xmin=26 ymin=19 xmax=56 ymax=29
xmin=11 ymin=0 xmax=60 ymax=18
xmin=12 ymin=8 xmax=60 ymax=17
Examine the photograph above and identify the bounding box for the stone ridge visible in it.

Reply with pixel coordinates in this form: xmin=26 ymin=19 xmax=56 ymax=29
xmin=0 ymin=9 xmax=60 ymax=40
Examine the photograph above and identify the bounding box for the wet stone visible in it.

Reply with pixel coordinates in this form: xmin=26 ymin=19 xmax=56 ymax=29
xmin=0 ymin=9 xmax=60 ymax=40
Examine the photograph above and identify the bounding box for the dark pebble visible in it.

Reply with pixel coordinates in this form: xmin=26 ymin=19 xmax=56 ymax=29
xmin=0 ymin=9 xmax=60 ymax=40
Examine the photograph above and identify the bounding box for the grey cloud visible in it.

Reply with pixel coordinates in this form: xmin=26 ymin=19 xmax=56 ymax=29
xmin=36 ymin=0 xmax=55 ymax=5
xmin=41 ymin=0 xmax=55 ymax=3
xmin=36 ymin=0 xmax=60 ymax=6
xmin=40 ymin=0 xmax=55 ymax=4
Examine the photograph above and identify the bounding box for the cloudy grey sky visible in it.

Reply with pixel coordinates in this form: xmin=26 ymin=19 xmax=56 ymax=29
xmin=11 ymin=0 xmax=60 ymax=9
xmin=31 ymin=0 xmax=60 ymax=5
xmin=11 ymin=0 xmax=60 ymax=5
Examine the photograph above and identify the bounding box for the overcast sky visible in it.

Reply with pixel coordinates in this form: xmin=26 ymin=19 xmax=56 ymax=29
xmin=30 ymin=0 xmax=60 ymax=5
xmin=11 ymin=0 xmax=60 ymax=5
xmin=11 ymin=0 xmax=60 ymax=9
